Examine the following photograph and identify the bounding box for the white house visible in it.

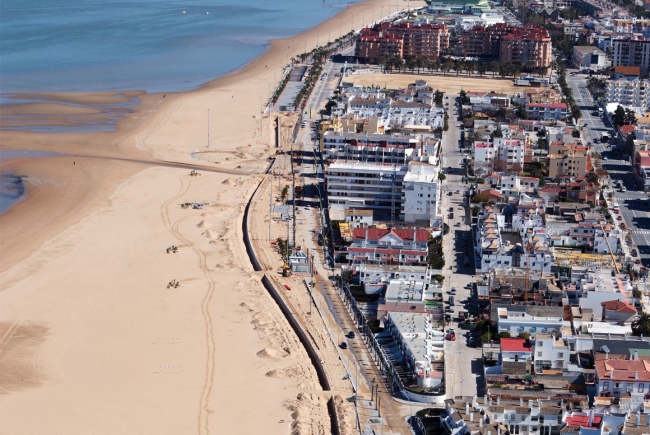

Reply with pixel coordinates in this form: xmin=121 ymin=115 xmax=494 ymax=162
xmin=500 ymin=338 xmax=533 ymax=363
xmin=525 ymin=103 xmax=569 ymax=121
xmin=605 ymin=77 xmax=650 ymax=112
xmin=401 ymin=161 xmax=441 ymax=225
xmin=534 ymin=334 xmax=568 ymax=372
xmin=595 ymin=358 xmax=650 ymax=411
xmin=496 ymin=305 xmax=565 ymax=336
xmin=344 ymin=209 xmax=374 ymax=228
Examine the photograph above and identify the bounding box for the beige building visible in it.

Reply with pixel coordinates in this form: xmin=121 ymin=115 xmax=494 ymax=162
xmin=547 ymin=143 xmax=592 ymax=179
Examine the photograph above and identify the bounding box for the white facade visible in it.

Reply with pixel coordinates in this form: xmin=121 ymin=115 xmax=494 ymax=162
xmin=573 ymin=46 xmax=608 ymax=70
xmin=494 ymin=138 xmax=525 ymax=166
xmin=455 ymin=12 xmax=504 ymax=32
xmin=385 ymin=312 xmax=445 ymax=389
xmin=326 ymin=161 xmax=407 ymax=212
xmin=496 ymin=307 xmax=565 ymax=336
xmin=534 ymin=334 xmax=568 ymax=371
xmin=401 ymin=162 xmax=441 ymax=224
xmin=605 ymin=77 xmax=650 ymax=111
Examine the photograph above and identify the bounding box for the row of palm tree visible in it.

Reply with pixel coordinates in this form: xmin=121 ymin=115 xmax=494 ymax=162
xmin=378 ymin=55 xmax=549 ymax=79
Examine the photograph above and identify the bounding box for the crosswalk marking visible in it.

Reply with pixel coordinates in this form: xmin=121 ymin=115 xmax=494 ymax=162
xmin=612 ymin=197 xmax=648 ymax=201
xmin=632 ymin=230 xmax=650 ymax=235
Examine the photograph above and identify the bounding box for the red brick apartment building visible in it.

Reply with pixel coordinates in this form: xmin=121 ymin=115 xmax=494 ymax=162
xmin=460 ymin=24 xmax=552 ymax=67
xmin=355 ymin=22 xmax=449 ymax=62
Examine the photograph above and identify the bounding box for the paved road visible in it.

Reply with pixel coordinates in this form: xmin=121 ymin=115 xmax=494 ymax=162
xmin=440 ymin=94 xmax=484 ymax=399
xmin=565 ymin=73 xmax=611 ymax=152
xmin=568 ymin=72 xmax=650 ymax=267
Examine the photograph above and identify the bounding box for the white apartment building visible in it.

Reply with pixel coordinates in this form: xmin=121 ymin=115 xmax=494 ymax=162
xmin=611 ymin=37 xmax=650 ymax=76
xmin=326 ymin=161 xmax=407 ymax=213
xmin=613 ymin=18 xmax=650 ymax=36
xmin=473 ymin=138 xmax=525 ymax=172
xmin=475 ymin=207 xmax=554 ymax=274
xmin=385 ymin=312 xmax=445 ymax=391
xmin=353 ymin=264 xmax=432 ymax=294
xmin=326 ymin=160 xmax=440 ymax=223
xmin=525 ymin=103 xmax=569 ymax=121
xmin=605 ymin=77 xmax=650 ymax=111
xmin=496 ymin=305 xmax=565 ymax=336
xmin=534 ymin=334 xmax=568 ymax=371
xmin=401 ymin=162 xmax=441 ymax=224
xmin=321 ymin=130 xmax=440 ymax=164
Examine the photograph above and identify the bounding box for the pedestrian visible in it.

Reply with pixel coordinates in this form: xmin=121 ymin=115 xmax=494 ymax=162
xmin=73 ymin=161 xmax=75 ymax=165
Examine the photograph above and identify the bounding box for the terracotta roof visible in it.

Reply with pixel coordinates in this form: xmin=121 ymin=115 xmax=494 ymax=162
xmin=613 ymin=66 xmax=641 ymax=76
xmin=501 ymin=338 xmax=532 ymax=352
xmin=352 ymin=228 xmax=429 ymax=242
xmin=601 ymin=299 xmax=636 ymax=313
xmin=564 ymin=414 xmax=603 ymax=428
xmin=595 ymin=359 xmax=650 ymax=381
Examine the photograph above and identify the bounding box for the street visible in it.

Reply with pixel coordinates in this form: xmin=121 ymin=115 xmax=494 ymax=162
xmin=440 ymin=94 xmax=484 ymax=399
xmin=568 ymin=73 xmax=650 ymax=268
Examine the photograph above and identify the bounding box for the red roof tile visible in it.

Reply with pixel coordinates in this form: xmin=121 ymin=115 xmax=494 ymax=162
xmin=601 ymin=299 xmax=636 ymax=313
xmin=564 ymin=414 xmax=602 ymax=428
xmin=500 ymin=338 xmax=532 ymax=352
xmin=619 ymin=124 xmax=635 ymax=135
xmin=595 ymin=359 xmax=650 ymax=381
xmin=352 ymin=228 xmax=429 ymax=242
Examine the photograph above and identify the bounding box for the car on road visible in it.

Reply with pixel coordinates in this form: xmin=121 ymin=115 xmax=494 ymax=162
xmin=449 ymin=207 xmax=454 ymax=212
xmin=340 ymin=342 xmax=348 ymax=349
xmin=617 ymin=215 xmax=623 ymax=221
xmin=632 ymin=249 xmax=638 ymax=257
xmin=447 ymin=305 xmax=455 ymax=312
xmin=620 ymin=223 xmax=627 ymax=230
xmin=450 ymin=287 xmax=457 ymax=295
xmin=468 ymin=336 xmax=475 ymax=347
xmin=454 ymin=222 xmax=461 ymax=227
xmin=621 ymin=186 xmax=627 ymax=192
xmin=449 ymin=296 xmax=455 ymax=305
xmin=445 ymin=314 xmax=452 ymax=323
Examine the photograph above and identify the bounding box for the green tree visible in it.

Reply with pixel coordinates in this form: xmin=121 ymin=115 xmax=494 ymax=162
xmin=439 ymin=173 xmax=446 ymax=181
xmin=633 ymin=313 xmax=650 ymax=336
xmin=405 ymin=55 xmax=417 ymax=73
xmin=416 ymin=55 xmax=428 ymax=73
xmin=489 ymin=61 xmax=501 ymax=76
xmin=498 ymin=331 xmax=512 ymax=339
xmin=613 ymin=105 xmax=626 ymax=127
xmin=379 ymin=55 xmax=391 ymax=73
xmin=625 ymin=108 xmax=638 ymax=125
xmin=325 ymin=99 xmax=337 ymax=115
xmin=491 ymin=125 xmax=504 ymax=138
xmin=281 ymin=185 xmax=290 ymax=203
xmin=518 ymin=332 xmax=531 ymax=340
xmin=477 ymin=62 xmax=488 ymax=76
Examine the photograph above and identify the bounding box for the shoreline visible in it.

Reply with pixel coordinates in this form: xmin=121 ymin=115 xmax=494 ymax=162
xmin=0 ymin=1 xmax=425 ymax=433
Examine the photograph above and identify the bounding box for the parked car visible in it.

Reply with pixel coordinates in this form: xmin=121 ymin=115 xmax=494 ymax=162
xmin=468 ymin=336 xmax=475 ymax=347
xmin=449 ymin=296 xmax=455 ymax=305
xmin=617 ymin=215 xmax=623 ymax=221
xmin=632 ymin=249 xmax=638 ymax=257
xmin=454 ymin=222 xmax=461 ymax=227
xmin=346 ymin=331 xmax=355 ymax=339
xmin=340 ymin=342 xmax=348 ymax=349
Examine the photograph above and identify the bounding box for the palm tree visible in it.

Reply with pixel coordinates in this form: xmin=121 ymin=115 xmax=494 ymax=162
xmin=379 ymin=55 xmax=391 ymax=73
xmin=633 ymin=313 xmax=650 ymax=336
xmin=477 ymin=62 xmax=488 ymax=76
xmin=468 ymin=60 xmax=478 ymax=77
xmin=489 ymin=61 xmax=501 ymax=77
xmin=416 ymin=55 xmax=428 ymax=74
xmin=405 ymin=55 xmax=417 ymax=73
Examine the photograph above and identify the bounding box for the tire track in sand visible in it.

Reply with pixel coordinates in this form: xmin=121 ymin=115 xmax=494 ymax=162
xmin=160 ymin=175 xmax=216 ymax=435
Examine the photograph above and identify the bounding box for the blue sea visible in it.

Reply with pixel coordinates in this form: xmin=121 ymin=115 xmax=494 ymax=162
xmin=0 ymin=0 xmax=360 ymax=94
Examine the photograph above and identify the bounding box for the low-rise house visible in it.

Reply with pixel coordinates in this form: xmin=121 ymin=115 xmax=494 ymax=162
xmin=344 ymin=208 xmax=374 ymax=228
xmin=601 ymin=299 xmax=637 ymax=324
xmin=595 ymin=358 xmax=650 ymax=410
xmin=534 ymin=333 xmax=569 ymax=372
xmin=495 ymin=304 xmax=565 ymax=336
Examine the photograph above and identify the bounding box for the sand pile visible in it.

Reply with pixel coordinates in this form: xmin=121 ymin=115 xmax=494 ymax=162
xmin=287 ymin=393 xmax=330 ymax=435
xmin=256 ymin=347 xmax=288 ymax=360
xmin=196 ymin=220 xmax=212 ymax=229
xmin=266 ymin=364 xmax=307 ymax=379
xmin=222 ymin=178 xmax=235 ymax=185
xmin=201 ymin=229 xmax=218 ymax=238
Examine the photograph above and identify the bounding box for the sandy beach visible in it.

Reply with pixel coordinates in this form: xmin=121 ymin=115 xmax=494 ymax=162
xmin=0 ymin=0 xmax=424 ymax=433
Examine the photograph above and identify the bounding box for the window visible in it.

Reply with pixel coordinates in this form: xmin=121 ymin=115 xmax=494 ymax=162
xmin=603 ymin=382 xmax=609 ymax=391
xmin=538 ymin=351 xmax=543 ymax=357
xmin=558 ymin=352 xmax=564 ymax=358
xmin=640 ymin=383 xmax=645 ymax=393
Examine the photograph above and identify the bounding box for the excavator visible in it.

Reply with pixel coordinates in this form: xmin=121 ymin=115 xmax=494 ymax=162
xmin=282 ymin=263 xmax=292 ymax=277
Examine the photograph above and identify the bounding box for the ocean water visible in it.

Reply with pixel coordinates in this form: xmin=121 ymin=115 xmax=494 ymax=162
xmin=0 ymin=0 xmax=360 ymax=94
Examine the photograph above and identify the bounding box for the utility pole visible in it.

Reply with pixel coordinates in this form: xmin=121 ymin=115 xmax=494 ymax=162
xmin=207 ymin=109 xmax=210 ymax=148
xmin=269 ymin=181 xmax=273 ymax=241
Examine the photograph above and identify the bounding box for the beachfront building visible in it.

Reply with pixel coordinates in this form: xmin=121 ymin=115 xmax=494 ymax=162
xmin=605 ymin=77 xmax=650 ymax=112
xmin=326 ymin=160 xmax=441 ymax=224
xmin=611 ymin=36 xmax=650 ymax=77
xmin=353 ymin=263 xmax=432 ymax=294
xmin=401 ymin=161 xmax=441 ymax=223
xmin=384 ymin=312 xmax=445 ymax=396
xmin=321 ymin=132 xmax=441 ymax=164
xmin=347 ymin=227 xmax=429 ymax=266
xmin=459 ymin=24 xmax=552 ymax=67
xmin=355 ymin=22 xmax=450 ymax=62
